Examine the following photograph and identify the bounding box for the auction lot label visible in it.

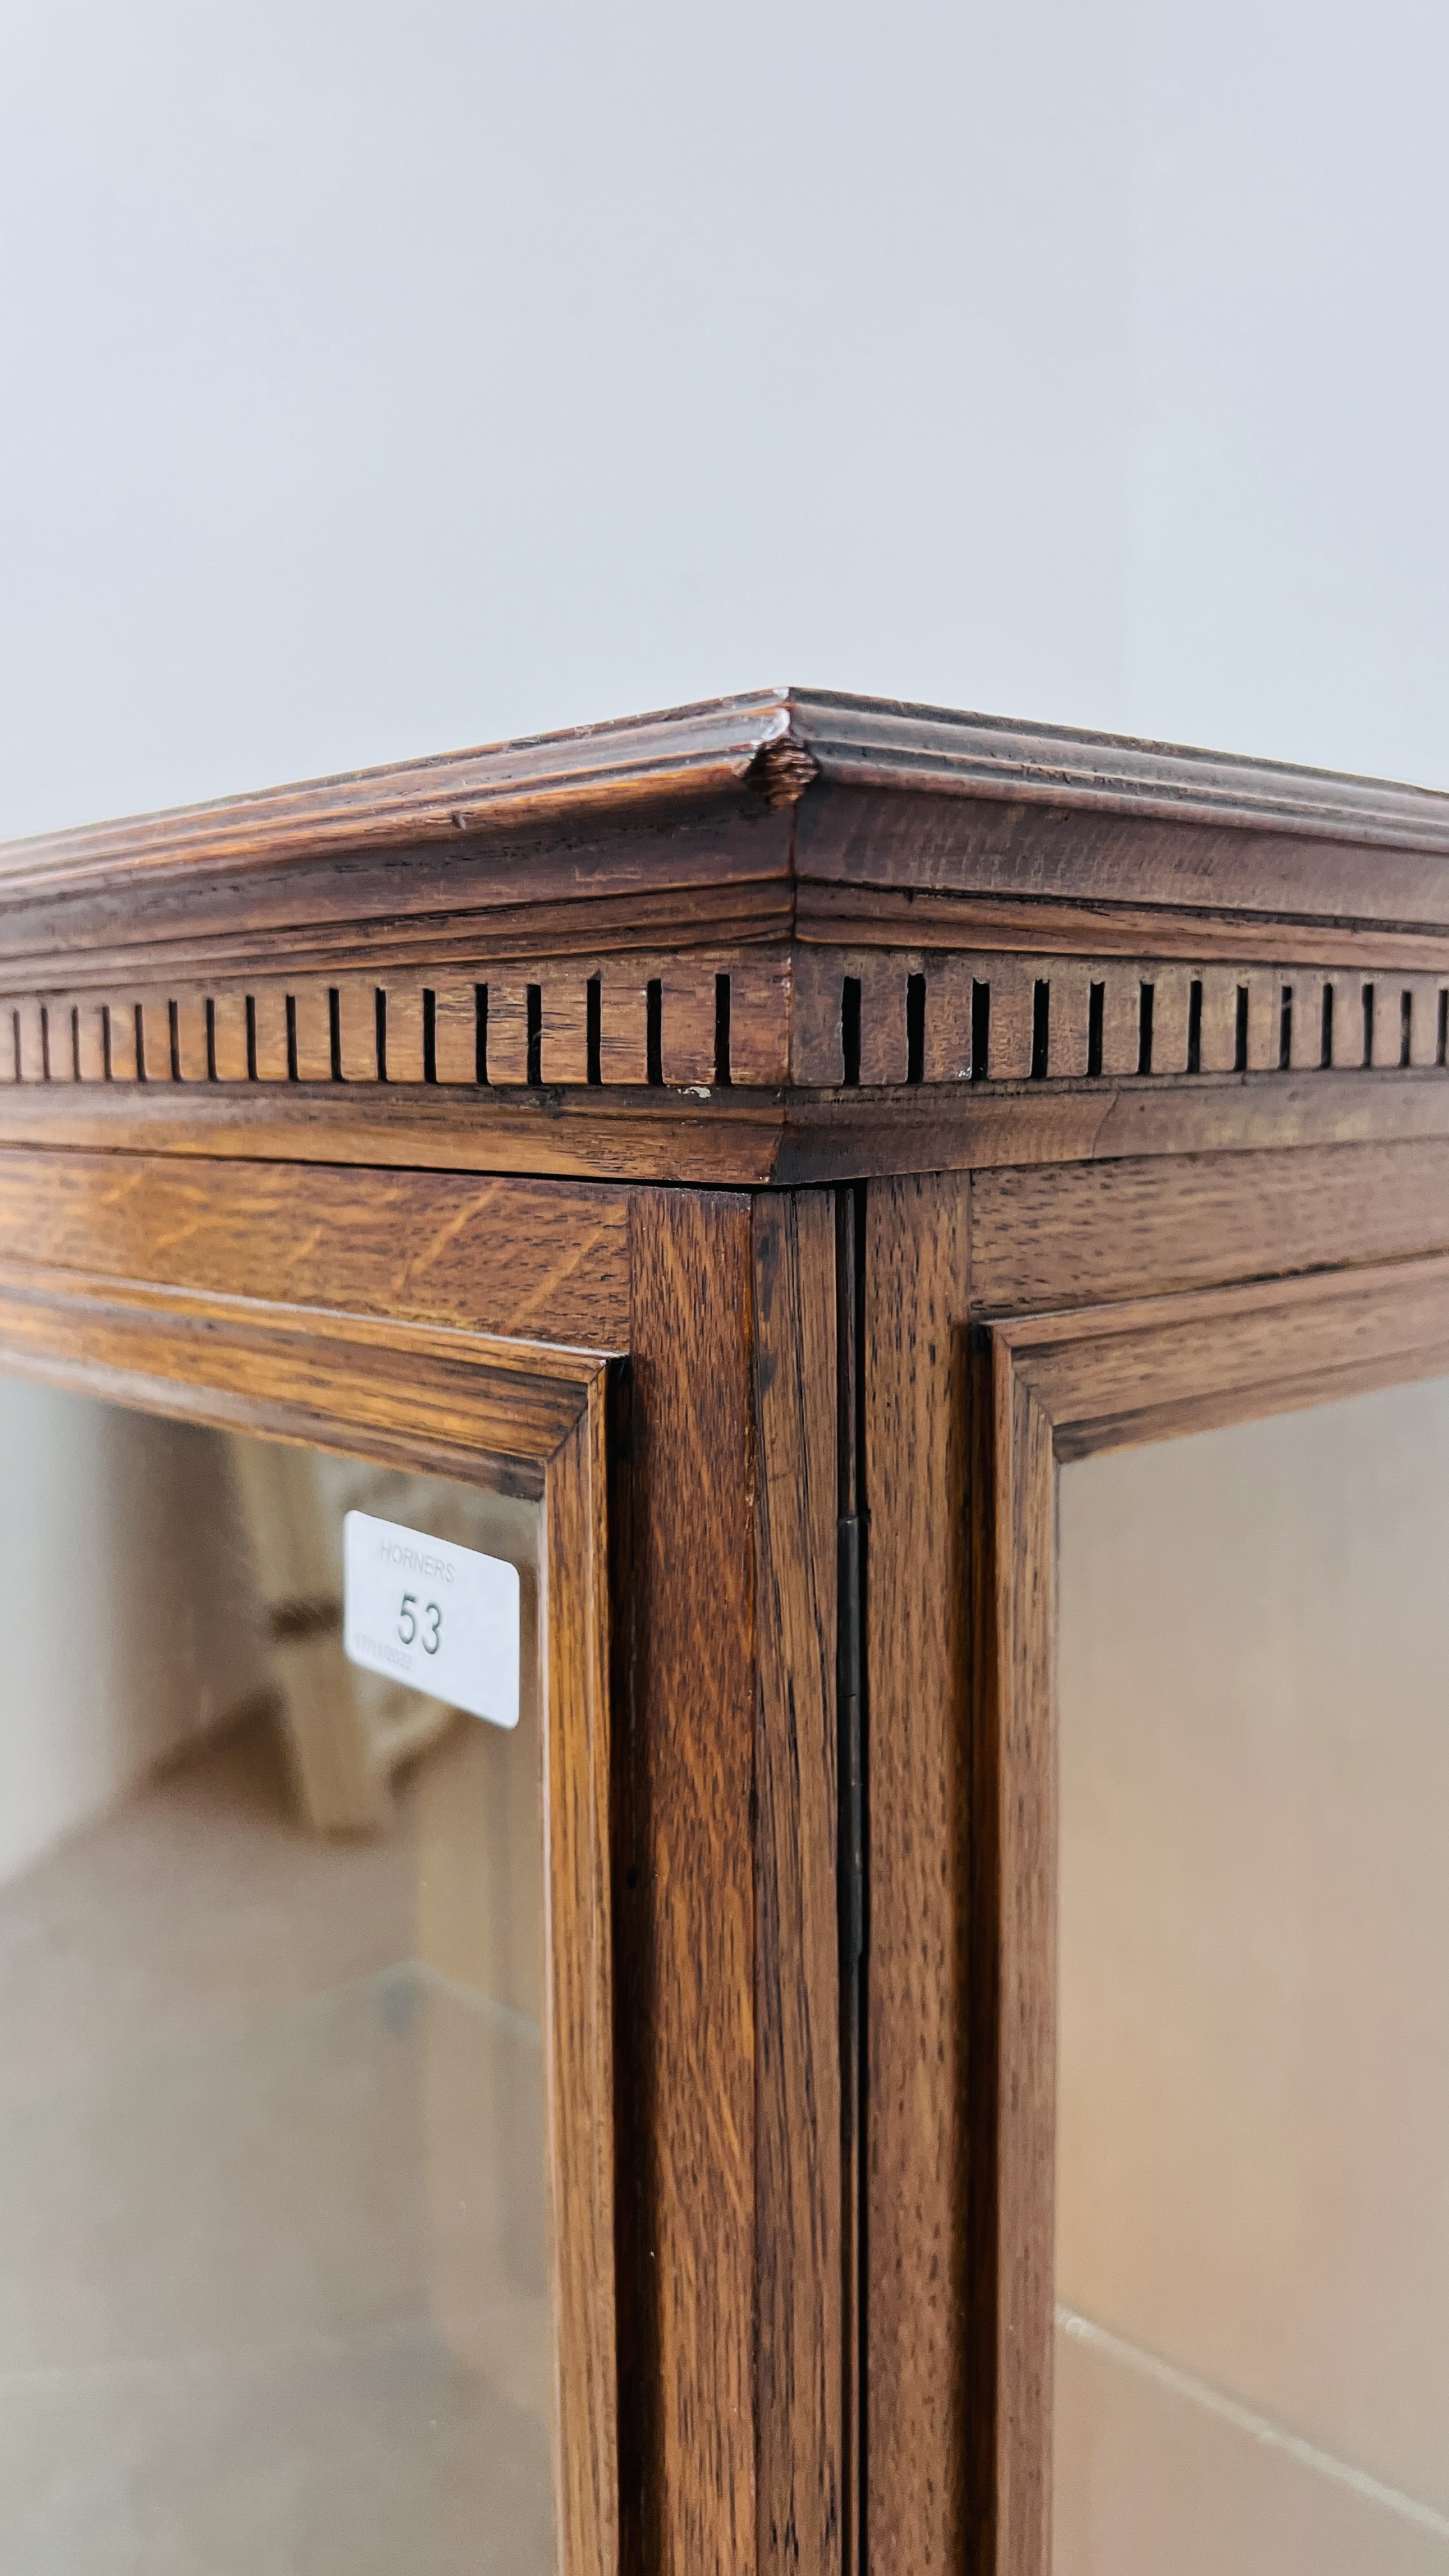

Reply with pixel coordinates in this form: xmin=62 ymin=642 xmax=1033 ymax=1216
xmin=342 ymin=1512 xmax=521 ymax=1729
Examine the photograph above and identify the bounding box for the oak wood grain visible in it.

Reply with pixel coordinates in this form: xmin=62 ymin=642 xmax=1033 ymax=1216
xmin=751 ymin=1192 xmax=843 ymax=2576
xmin=974 ymin=1252 xmax=1449 ymax=2576
xmin=10 ymin=679 xmax=1449 ymax=2575
xmin=863 ymin=1174 xmax=971 ymax=2573
xmin=9 ymin=953 xmax=1443 ymax=1118
xmin=212 ymin=992 xmax=248 ymax=1081
xmin=6 ymin=1066 xmax=1449 ymax=1190
xmin=793 ymin=880 xmax=1449 ymax=976
xmin=626 ymin=1189 xmax=758 ymax=2576
xmin=794 ymin=785 xmax=1449 ymax=936
xmin=0 ymin=1258 xmax=594 ymax=1485
xmin=544 ymin=1381 xmax=620 ymax=2576
xmin=0 ymin=801 xmax=799 ymax=989
xmin=1007 ymin=1254 xmax=1449 ymax=1459
xmin=0 ymin=692 xmax=802 ymax=889
xmin=969 ymin=1344 xmax=1056 ymax=2576
xmin=0 ymin=1149 xmax=631 ymax=1347
xmin=17 ymin=999 xmax=43 ymax=1082
xmin=7 ymin=692 xmax=1449 ymax=1061
xmin=969 ymin=1140 xmax=1449 ymax=1315
xmin=9 ymin=684 xmax=1449 ymax=935
xmin=0 ymin=1254 xmax=620 ymax=2576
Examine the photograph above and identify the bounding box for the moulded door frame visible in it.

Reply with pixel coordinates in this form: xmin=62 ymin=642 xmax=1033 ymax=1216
xmin=970 ymin=1251 xmax=1449 ymax=2576
xmin=0 ymin=1148 xmax=854 ymax=2576
xmin=0 ymin=1252 xmax=620 ymax=2576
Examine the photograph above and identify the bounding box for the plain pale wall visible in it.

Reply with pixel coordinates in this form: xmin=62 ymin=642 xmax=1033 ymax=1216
xmin=1 ymin=0 xmax=1448 ymax=836
xmin=0 ymin=0 xmax=1446 ymax=1871
xmin=0 ymin=1381 xmax=266 ymax=1882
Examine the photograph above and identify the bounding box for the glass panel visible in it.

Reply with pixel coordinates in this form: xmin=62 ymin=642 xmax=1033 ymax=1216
xmin=1054 ymin=1375 xmax=1449 ymax=2576
xmin=0 ymin=1376 xmax=552 ymax=2573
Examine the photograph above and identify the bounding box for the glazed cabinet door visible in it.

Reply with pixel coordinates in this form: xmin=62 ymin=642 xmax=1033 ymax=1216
xmin=0 ymin=1234 xmax=617 ymax=2576
xmin=974 ymin=1253 xmax=1449 ymax=2576
xmin=1053 ymin=1374 xmax=1449 ymax=2574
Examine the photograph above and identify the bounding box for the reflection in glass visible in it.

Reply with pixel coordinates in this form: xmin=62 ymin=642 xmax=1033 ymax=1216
xmin=0 ymin=1377 xmax=551 ymax=2573
xmin=1054 ymin=1376 xmax=1449 ymax=2576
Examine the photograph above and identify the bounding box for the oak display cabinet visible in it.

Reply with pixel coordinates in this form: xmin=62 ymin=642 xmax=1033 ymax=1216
xmin=1 ymin=690 xmax=1448 ymax=2574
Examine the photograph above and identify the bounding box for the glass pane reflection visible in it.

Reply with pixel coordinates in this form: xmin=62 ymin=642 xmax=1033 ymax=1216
xmin=0 ymin=1377 xmax=551 ymax=2573
xmin=1054 ymin=1375 xmax=1449 ymax=2576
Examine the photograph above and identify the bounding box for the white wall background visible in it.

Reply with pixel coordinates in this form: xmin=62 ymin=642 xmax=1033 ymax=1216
xmin=0 ymin=0 xmax=1446 ymax=1871
xmin=0 ymin=1381 xmax=266 ymax=1882
xmin=2 ymin=0 xmax=1448 ymax=843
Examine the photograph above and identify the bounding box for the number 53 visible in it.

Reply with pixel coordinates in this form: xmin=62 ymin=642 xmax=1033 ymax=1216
xmin=398 ymin=1593 xmax=443 ymax=1655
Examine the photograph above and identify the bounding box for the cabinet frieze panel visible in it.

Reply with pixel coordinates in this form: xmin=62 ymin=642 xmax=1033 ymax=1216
xmin=6 ymin=948 xmax=1446 ymax=1093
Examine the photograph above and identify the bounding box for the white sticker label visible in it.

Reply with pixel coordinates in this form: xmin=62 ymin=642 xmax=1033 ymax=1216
xmin=342 ymin=1512 xmax=521 ymax=1729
